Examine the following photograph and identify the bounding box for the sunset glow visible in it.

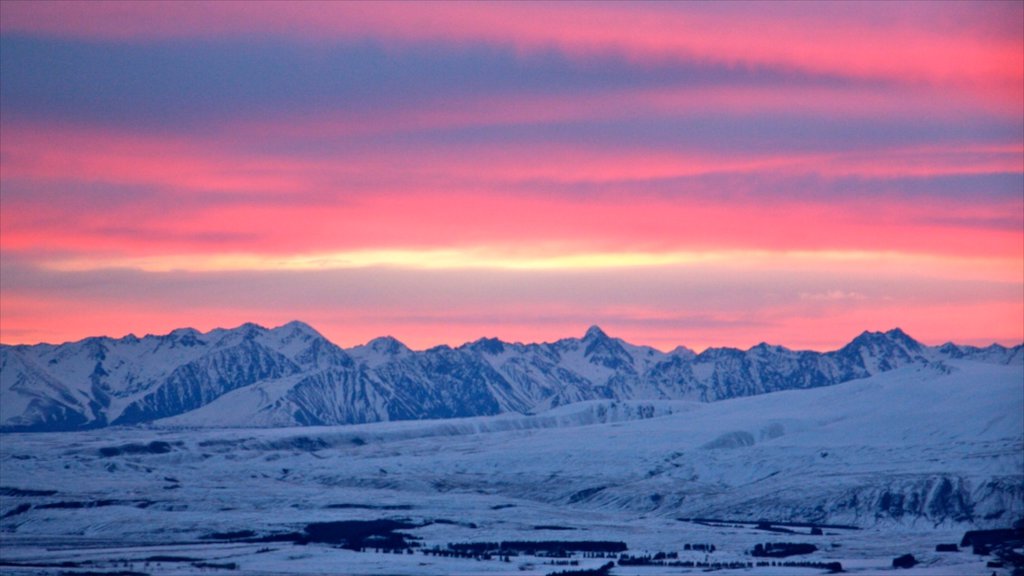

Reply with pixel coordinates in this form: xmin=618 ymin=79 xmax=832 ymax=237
xmin=1 ymin=0 xmax=1021 ymax=351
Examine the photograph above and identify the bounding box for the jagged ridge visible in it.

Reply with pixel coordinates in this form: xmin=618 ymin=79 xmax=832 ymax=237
xmin=1 ymin=322 xmax=1020 ymax=431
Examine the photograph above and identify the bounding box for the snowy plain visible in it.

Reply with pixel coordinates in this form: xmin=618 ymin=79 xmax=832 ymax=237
xmin=1 ymin=360 xmax=1021 ymax=575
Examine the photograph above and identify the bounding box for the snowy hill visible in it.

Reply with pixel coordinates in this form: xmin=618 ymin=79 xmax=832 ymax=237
xmin=1 ymin=360 xmax=1021 ymax=575
xmin=1 ymin=322 xmax=1020 ymax=431
xmin=161 ymin=361 xmax=1019 ymax=528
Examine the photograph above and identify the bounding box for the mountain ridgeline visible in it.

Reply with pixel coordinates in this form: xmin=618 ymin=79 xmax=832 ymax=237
xmin=1 ymin=322 xmax=1020 ymax=432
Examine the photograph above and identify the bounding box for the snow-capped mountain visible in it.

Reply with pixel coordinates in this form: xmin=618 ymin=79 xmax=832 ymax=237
xmin=1 ymin=322 xmax=1020 ymax=431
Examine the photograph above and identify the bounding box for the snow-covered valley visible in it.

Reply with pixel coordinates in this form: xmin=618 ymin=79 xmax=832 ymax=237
xmin=2 ymin=359 xmax=1021 ymax=575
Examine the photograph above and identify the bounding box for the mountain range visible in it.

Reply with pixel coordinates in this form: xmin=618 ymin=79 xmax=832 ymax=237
xmin=2 ymin=321 xmax=1020 ymax=432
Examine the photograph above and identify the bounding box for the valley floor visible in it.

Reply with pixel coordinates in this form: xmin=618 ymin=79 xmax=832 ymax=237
xmin=2 ymin=361 xmax=1022 ymax=575
xmin=0 ymin=522 xmax=1004 ymax=575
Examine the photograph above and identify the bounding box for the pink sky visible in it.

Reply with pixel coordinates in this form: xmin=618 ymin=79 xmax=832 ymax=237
xmin=1 ymin=1 xmax=1021 ymax=351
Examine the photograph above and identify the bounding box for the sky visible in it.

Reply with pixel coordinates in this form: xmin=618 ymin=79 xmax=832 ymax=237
xmin=0 ymin=0 xmax=1022 ymax=352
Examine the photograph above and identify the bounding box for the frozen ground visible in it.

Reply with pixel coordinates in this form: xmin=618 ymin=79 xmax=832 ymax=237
xmin=1 ymin=360 xmax=1021 ymax=575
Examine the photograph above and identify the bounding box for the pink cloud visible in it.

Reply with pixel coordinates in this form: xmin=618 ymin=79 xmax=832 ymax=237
xmin=2 ymin=122 xmax=1020 ymax=261
xmin=4 ymin=184 xmax=1020 ymax=266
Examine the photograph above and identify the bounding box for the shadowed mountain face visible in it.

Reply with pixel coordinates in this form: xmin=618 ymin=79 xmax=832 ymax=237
xmin=1 ymin=323 xmax=1020 ymax=431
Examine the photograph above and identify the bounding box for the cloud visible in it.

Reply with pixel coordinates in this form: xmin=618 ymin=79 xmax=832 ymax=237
xmin=800 ymin=290 xmax=867 ymax=302
xmin=1 ymin=2 xmax=1020 ymax=351
xmin=3 ymin=2 xmax=1020 ymax=99
xmin=2 ymin=258 xmax=1020 ymax=351
xmin=0 ymin=35 xmax=842 ymax=130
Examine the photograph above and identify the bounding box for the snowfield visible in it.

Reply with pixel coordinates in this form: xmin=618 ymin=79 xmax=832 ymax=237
xmin=1 ymin=360 xmax=1022 ymax=575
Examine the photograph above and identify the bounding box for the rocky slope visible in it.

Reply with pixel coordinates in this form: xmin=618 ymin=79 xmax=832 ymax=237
xmin=1 ymin=322 xmax=1020 ymax=431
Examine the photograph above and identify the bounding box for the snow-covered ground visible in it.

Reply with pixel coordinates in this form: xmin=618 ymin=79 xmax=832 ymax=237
xmin=2 ymin=360 xmax=1021 ymax=575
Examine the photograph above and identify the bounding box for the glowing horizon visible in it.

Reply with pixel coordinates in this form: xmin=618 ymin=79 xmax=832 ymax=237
xmin=1 ymin=1 xmax=1021 ymax=352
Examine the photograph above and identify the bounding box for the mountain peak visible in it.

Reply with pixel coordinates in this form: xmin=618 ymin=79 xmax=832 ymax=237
xmin=276 ymin=320 xmax=320 ymax=337
xmin=166 ymin=327 xmax=204 ymax=347
xmin=750 ymin=342 xmax=788 ymax=354
xmin=583 ymin=325 xmax=608 ymax=341
xmin=235 ymin=322 xmax=267 ymax=334
xmin=468 ymin=337 xmax=506 ymax=355
xmin=853 ymin=329 xmax=883 ymax=340
xmin=850 ymin=327 xmax=920 ymax=348
xmin=367 ymin=335 xmax=410 ymax=355
xmin=669 ymin=345 xmax=697 ymax=358
xmin=885 ymin=327 xmax=920 ymax=346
